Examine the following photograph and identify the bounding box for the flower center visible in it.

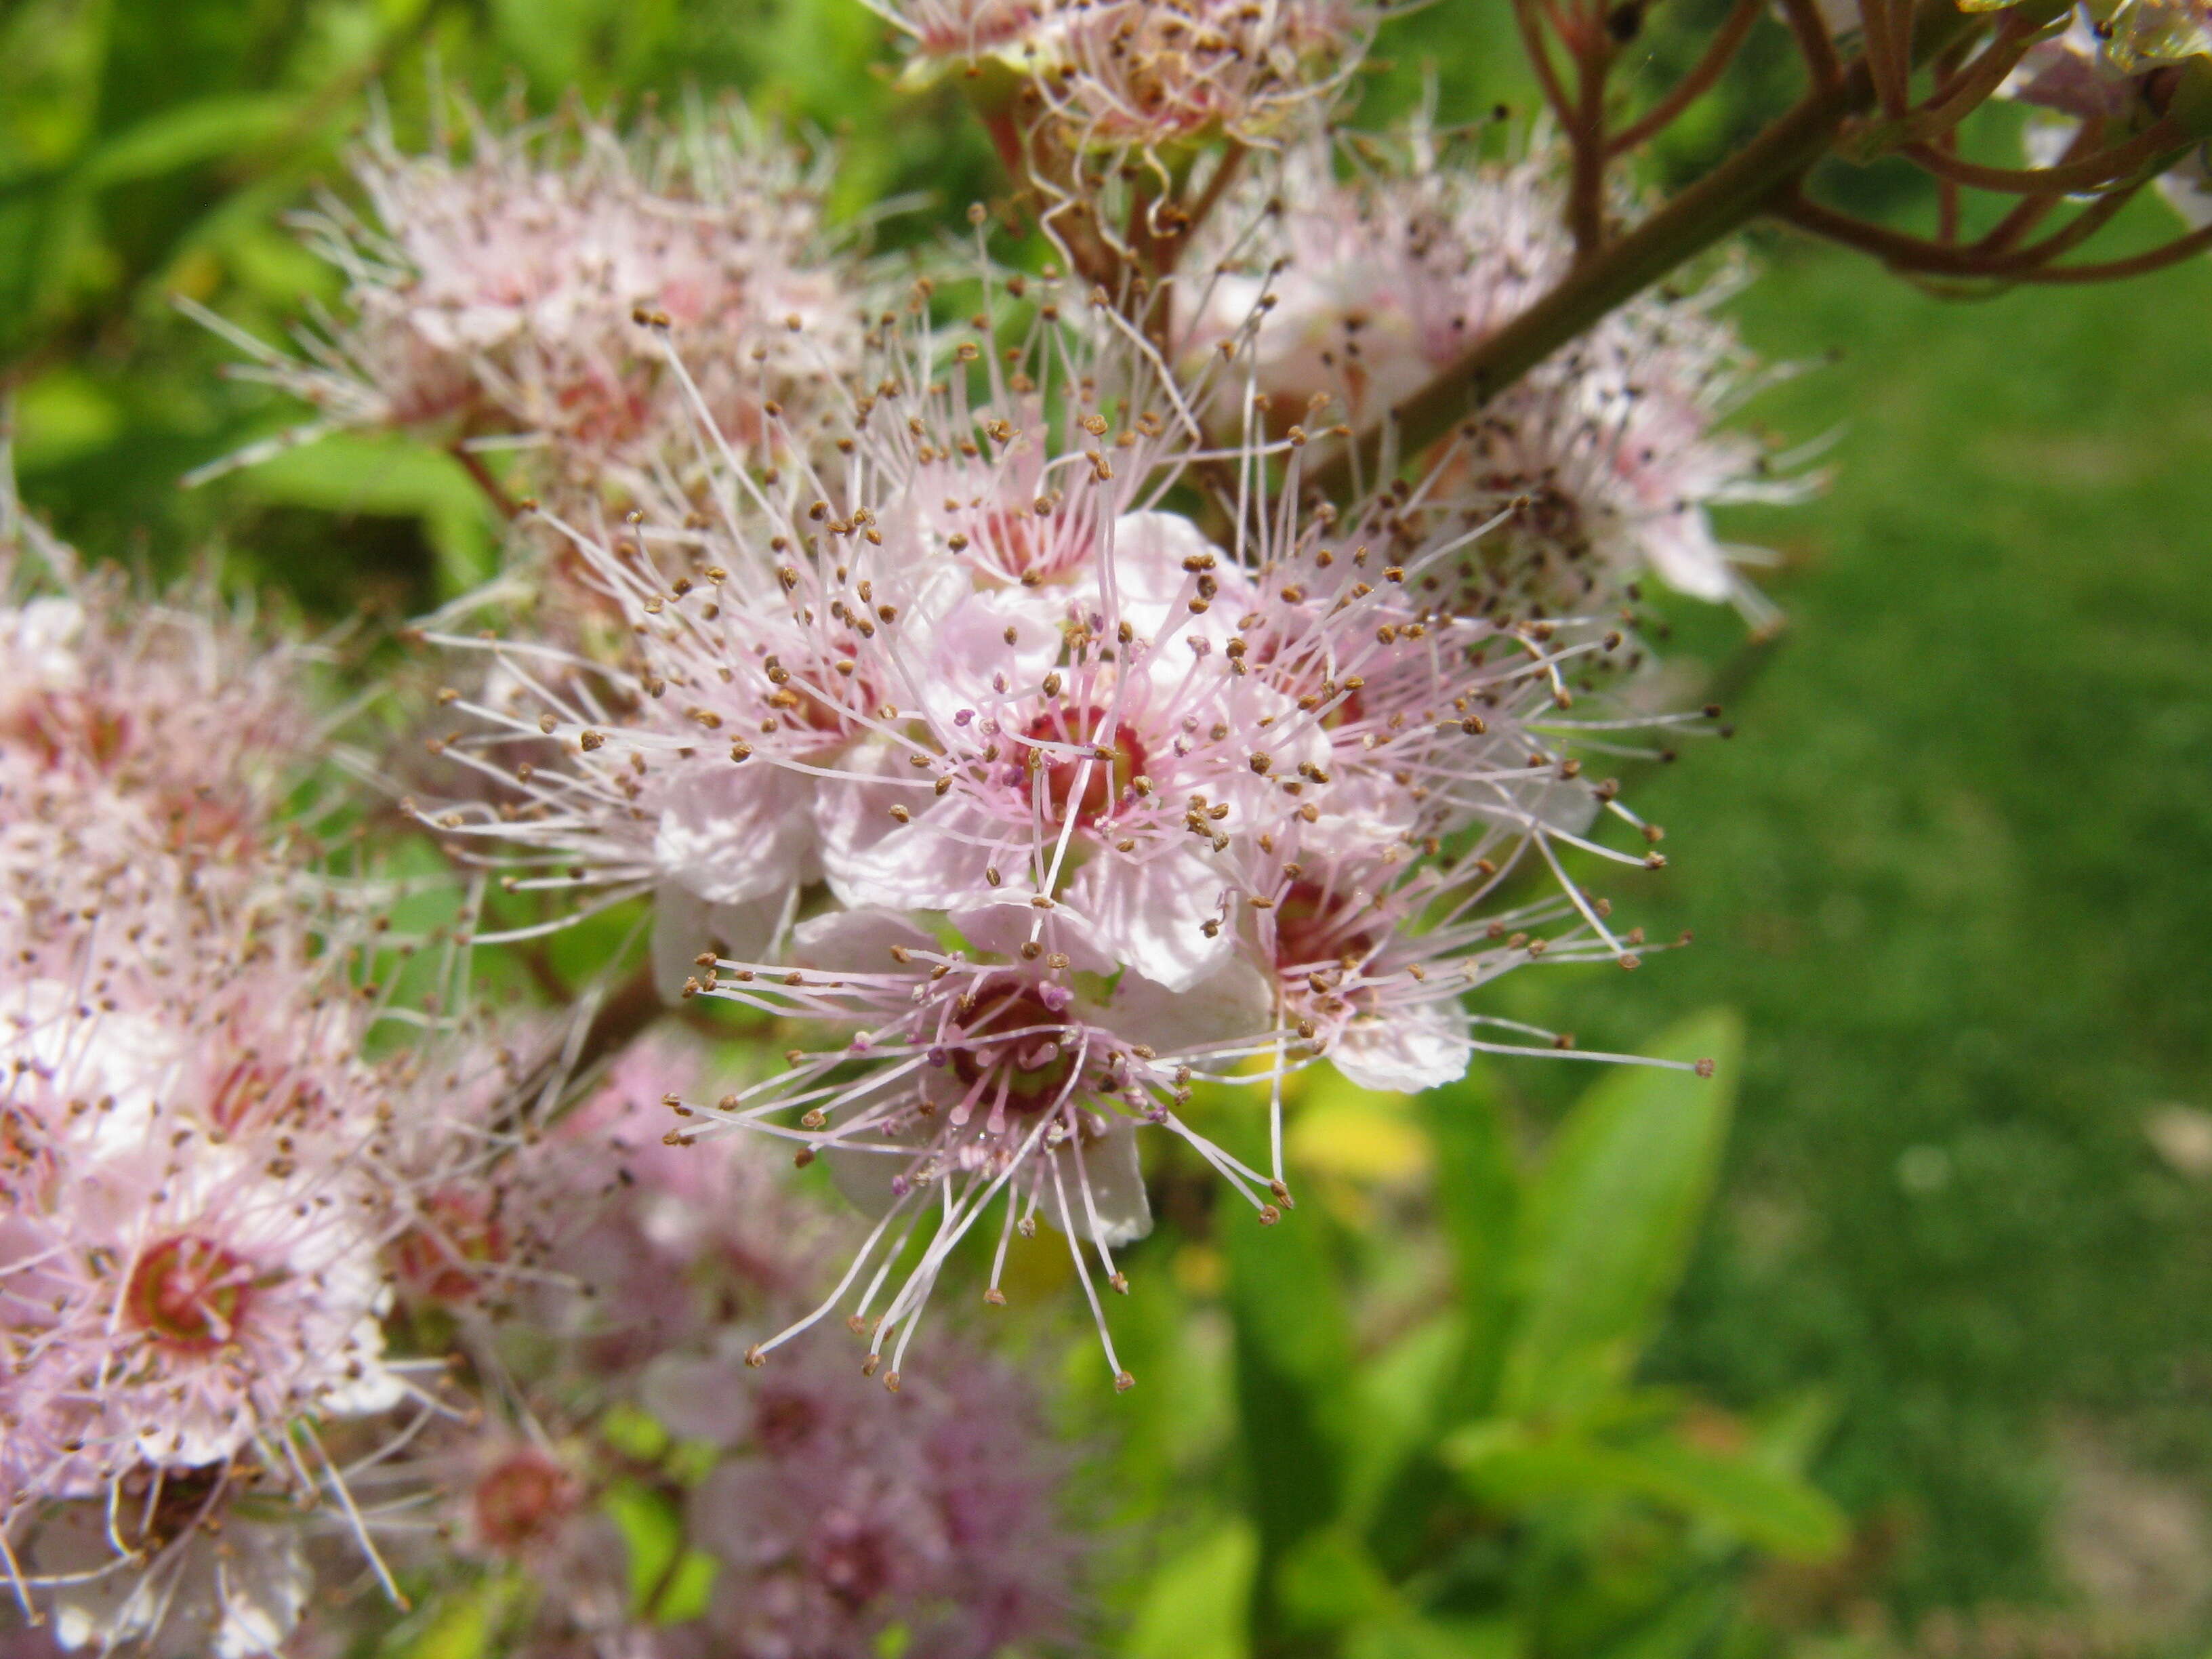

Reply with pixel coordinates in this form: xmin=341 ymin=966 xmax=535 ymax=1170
xmin=394 ymin=1189 xmax=509 ymax=1303
xmin=813 ymin=1521 xmax=894 ymax=1610
xmin=951 ymin=986 xmax=1084 ymax=1113
xmin=125 ymin=1236 xmax=253 ymax=1353
xmin=1025 ymin=710 xmax=1145 ymax=827
xmin=1271 ymin=880 xmax=1381 ymax=972
xmin=472 ymin=1449 xmax=580 ymax=1555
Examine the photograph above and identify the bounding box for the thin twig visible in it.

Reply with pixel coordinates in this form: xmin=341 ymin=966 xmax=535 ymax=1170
xmin=2014 ymin=220 xmax=2212 ymax=281
xmin=1771 ymin=182 xmax=2139 ymax=275
xmin=451 ymin=445 xmax=521 ymax=520
xmin=1308 ymin=0 xmax=1986 ymax=496
xmin=1607 ymin=0 xmax=1763 ymax=156
xmin=1902 ymin=118 xmax=2183 ymax=194
xmin=1568 ymin=24 xmax=1612 ymax=260
xmin=1778 ymin=0 xmax=1845 ymax=88
xmin=1513 ymin=0 xmax=1577 ymax=126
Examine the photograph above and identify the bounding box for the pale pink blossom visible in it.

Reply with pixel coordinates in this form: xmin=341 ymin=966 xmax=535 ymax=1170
xmin=414 ymin=296 xmax=1702 ymax=1375
xmin=1180 ymin=140 xmax=1804 ymax=612
xmin=192 ymin=101 xmax=867 ymax=514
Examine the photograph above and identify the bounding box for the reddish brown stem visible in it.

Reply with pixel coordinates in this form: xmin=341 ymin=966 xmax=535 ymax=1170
xmin=1513 ymin=0 xmax=1576 ymax=127
xmin=1971 ymin=117 xmax=2106 ymax=251
xmin=451 ymin=445 xmax=520 ymax=520
xmin=1860 ymin=0 xmax=1908 ymax=118
xmin=1778 ymin=0 xmax=1845 ymax=88
xmin=1608 ymin=0 xmax=1764 ymax=156
xmin=1773 ymin=182 xmax=2139 ymax=274
xmin=1903 ymin=118 xmax=2182 ymax=193
xmin=1909 ymin=21 xmax=2039 ymax=140
xmin=1568 ymin=26 xmax=1612 ymax=260
xmin=2015 ymin=220 xmax=2212 ymax=281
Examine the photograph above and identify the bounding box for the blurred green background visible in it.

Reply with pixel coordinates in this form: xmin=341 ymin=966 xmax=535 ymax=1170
xmin=5 ymin=0 xmax=2211 ymax=1653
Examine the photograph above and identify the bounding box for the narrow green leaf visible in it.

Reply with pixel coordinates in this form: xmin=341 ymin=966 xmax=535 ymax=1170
xmin=1223 ymin=1201 xmax=1356 ymax=1645
xmin=228 ymin=432 xmax=501 ymax=597
xmin=1442 ymin=1420 xmax=1845 ymax=1559
xmin=77 ymin=94 xmax=300 ymax=189
xmin=1124 ymin=1519 xmax=1256 ymax=1659
xmin=1420 ymin=1066 xmax=1519 ymax=1419
xmin=1346 ymin=1613 xmax=1520 ymax=1659
xmin=1344 ymin=1313 xmax=1462 ymax=1533
xmin=1275 ymin=1527 xmax=1399 ymax=1633
xmin=601 ymin=1480 xmax=685 ymax=1618
xmin=1590 ymin=1584 xmax=1730 ymax=1659
xmin=1500 ymin=1010 xmax=1744 ymax=1414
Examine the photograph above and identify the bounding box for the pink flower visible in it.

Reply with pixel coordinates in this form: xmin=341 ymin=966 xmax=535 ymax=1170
xmin=420 ymin=291 xmax=1704 ymax=1377
xmin=1178 ymin=142 xmax=1570 ymax=425
xmin=194 ymin=101 xmax=868 ymax=513
xmin=654 ymin=1335 xmax=1083 ymax=1659
xmin=25 ymin=1474 xmax=312 ymax=1659
xmin=1040 ymin=0 xmax=1378 ymax=152
xmin=1179 ymin=140 xmax=1805 ymax=612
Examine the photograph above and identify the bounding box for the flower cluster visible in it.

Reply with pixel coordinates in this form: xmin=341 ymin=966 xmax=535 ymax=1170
xmin=408 ymin=258 xmax=1711 ymax=1378
xmin=194 ymin=101 xmax=867 ymax=516
xmin=0 ymin=490 xmax=405 ymax=1652
xmin=293 ymin=1036 xmax=1091 ymax=1659
xmin=876 ymin=0 xmax=1379 ymax=152
xmin=1179 ymin=140 xmax=1807 ymax=616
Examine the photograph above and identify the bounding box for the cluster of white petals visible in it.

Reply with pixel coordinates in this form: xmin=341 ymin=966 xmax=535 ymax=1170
xmin=194 ymin=101 xmax=868 ymax=514
xmin=407 ymin=272 xmax=1709 ymax=1378
xmin=0 ymin=481 xmax=528 ymax=1655
xmin=1179 ymin=140 xmax=1805 ymax=613
xmin=872 ymin=0 xmax=1380 ymax=150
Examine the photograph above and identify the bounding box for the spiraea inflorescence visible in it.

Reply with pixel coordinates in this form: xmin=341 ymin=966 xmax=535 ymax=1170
xmin=403 ymin=261 xmax=1712 ymax=1384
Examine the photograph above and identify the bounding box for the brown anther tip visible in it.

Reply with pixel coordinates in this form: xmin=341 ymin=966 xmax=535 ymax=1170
xmin=1694 ymin=1057 xmax=1717 ymax=1078
xmin=1619 ymin=954 xmax=1642 ymax=971
xmin=1109 ymin=1272 xmax=1130 ymax=1294
xmin=743 ymin=1345 xmax=765 ymax=1369
xmin=983 ymin=1287 xmax=1008 ymax=1306
xmin=793 ymin=1147 xmax=816 ymax=1168
xmin=861 ymin=1355 xmax=880 ymax=1377
xmin=884 ymin=1372 xmax=901 ymax=1393
xmin=846 ymin=1315 xmax=868 ymax=1334
xmin=1113 ymin=1370 xmax=1136 ymax=1393
xmin=1268 ymin=1179 xmax=1291 ymax=1204
xmin=1257 ymin=1204 xmax=1282 ymax=1226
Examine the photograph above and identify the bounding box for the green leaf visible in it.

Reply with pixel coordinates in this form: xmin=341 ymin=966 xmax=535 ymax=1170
xmin=228 ymin=431 xmax=501 ymax=597
xmin=1442 ymin=1420 xmax=1846 ymax=1560
xmin=380 ymin=1578 xmax=514 ymax=1659
xmin=1344 ymin=1313 xmax=1463 ymax=1533
xmin=1124 ymin=1519 xmax=1256 ymax=1659
xmin=1275 ymin=1527 xmax=1399 ymax=1633
xmin=1345 ymin=1613 xmax=1520 ymax=1659
xmin=602 ymin=1480 xmax=687 ymax=1618
xmin=1500 ymin=1010 xmax=1744 ymax=1414
xmin=1223 ymin=1199 xmax=1357 ymax=1647
xmin=1602 ymin=1434 xmax=1846 ymax=1561
xmin=1420 ymin=1065 xmax=1519 ymax=1420
xmin=76 ymin=94 xmax=300 ymax=190
xmin=1590 ymin=1584 xmax=1731 ymax=1659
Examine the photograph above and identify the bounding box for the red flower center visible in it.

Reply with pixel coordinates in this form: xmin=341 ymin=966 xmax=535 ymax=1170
xmin=125 ymin=1236 xmax=253 ymax=1353
xmin=1025 ymin=709 xmax=1146 ymax=827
